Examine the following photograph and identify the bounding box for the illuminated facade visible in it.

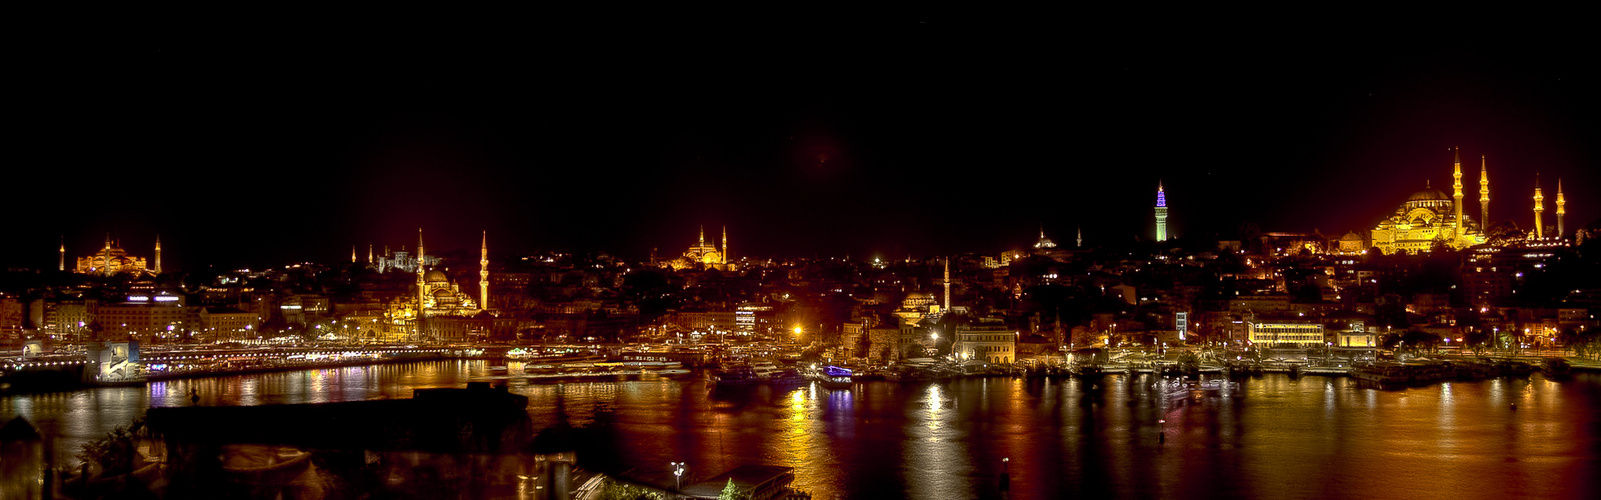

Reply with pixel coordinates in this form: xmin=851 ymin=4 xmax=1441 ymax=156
xmin=664 ymin=226 xmax=732 ymax=271
xmin=1369 ymin=150 xmax=1488 ymax=254
xmin=1247 ymin=322 xmax=1325 ymax=347
xmin=74 ymin=235 xmax=156 ymax=276
xmin=953 ymin=319 xmax=1017 ymax=364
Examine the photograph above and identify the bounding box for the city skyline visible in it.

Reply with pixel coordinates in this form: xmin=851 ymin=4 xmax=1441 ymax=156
xmin=10 ymin=14 xmax=1598 ymax=269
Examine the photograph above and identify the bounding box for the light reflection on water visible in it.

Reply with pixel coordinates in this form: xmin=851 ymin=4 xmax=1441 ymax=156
xmin=3 ymin=361 xmax=1598 ymax=499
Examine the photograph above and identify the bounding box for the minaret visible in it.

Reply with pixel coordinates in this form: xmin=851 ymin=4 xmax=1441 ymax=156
xmin=102 ymin=233 xmax=111 ymax=276
xmin=722 ymin=226 xmax=728 ymax=265
xmin=1556 ymin=179 xmax=1565 ymax=238
xmin=698 ymin=225 xmax=705 ymax=248
xmin=1077 ymin=227 xmax=1082 ymax=248
xmin=1154 ymin=181 xmax=1169 ymax=242
xmin=943 ymin=257 xmax=952 ymax=312
xmin=1452 ymin=148 xmax=1463 ymax=239
xmin=1479 ymin=155 xmax=1490 ymax=230
xmin=58 ymin=236 xmax=65 ymax=272
xmin=368 ymin=244 xmax=373 ymax=264
xmin=417 ymin=228 xmax=427 ymax=320
xmin=1533 ymin=175 xmax=1545 ymax=239
xmin=479 ymin=230 xmax=489 ymax=310
xmin=352 ymin=245 xmax=357 ymax=263
xmin=154 ymin=235 xmax=162 ymax=274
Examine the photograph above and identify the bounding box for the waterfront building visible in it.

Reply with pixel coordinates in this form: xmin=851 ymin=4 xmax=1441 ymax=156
xmin=1247 ymin=321 xmax=1325 ymax=347
xmin=199 ymin=307 xmax=260 ymax=341
xmin=96 ymin=298 xmax=187 ymax=340
xmin=953 ymin=318 xmax=1017 ymax=364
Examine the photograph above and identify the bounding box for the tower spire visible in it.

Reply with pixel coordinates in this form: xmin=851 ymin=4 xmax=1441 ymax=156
xmin=58 ymin=236 xmax=64 ymax=272
xmin=1154 ymin=181 xmax=1169 ymax=242
xmin=154 ymin=235 xmax=162 ymax=274
xmin=1533 ymin=175 xmax=1545 ymax=239
xmin=1077 ymin=226 xmax=1082 ymax=248
xmin=1452 ymin=147 xmax=1463 ymax=241
xmin=722 ymin=226 xmax=728 ymax=265
xmin=480 ymin=230 xmax=489 ymax=310
xmin=1479 ymin=155 xmax=1490 ymax=231
xmin=1556 ymin=178 xmax=1566 ymax=238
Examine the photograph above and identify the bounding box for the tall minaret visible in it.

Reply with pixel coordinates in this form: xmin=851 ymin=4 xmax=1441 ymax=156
xmin=154 ymin=235 xmax=162 ymax=274
xmin=1452 ymin=148 xmax=1464 ymax=239
xmin=479 ymin=230 xmax=489 ymax=310
xmin=1154 ymin=181 xmax=1169 ymax=242
xmin=416 ymin=228 xmax=427 ymax=318
xmin=943 ymin=257 xmax=952 ymax=312
xmin=698 ymin=225 xmax=705 ymax=248
xmin=102 ymin=233 xmax=111 ymax=275
xmin=1479 ymin=155 xmax=1490 ymax=230
xmin=1076 ymin=227 xmax=1082 ymax=248
xmin=58 ymin=236 xmax=65 ymax=271
xmin=352 ymin=245 xmax=357 ymax=263
xmin=368 ymin=244 xmax=373 ymax=264
xmin=1533 ymin=175 xmax=1545 ymax=239
xmin=722 ymin=226 xmax=728 ymax=265
xmin=1556 ymin=179 xmax=1566 ymax=238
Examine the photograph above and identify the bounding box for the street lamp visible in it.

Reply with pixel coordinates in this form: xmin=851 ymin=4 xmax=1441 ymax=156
xmin=671 ymin=461 xmax=686 ymax=491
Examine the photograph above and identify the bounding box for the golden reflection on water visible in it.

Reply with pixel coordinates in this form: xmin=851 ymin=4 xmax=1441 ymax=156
xmin=3 ymin=362 xmax=1598 ymax=499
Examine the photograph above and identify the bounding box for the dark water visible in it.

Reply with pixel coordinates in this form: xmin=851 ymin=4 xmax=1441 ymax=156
xmin=4 ymin=360 xmax=1598 ymax=499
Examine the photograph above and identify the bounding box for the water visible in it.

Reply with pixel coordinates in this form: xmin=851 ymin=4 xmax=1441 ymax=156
xmin=4 ymin=360 xmax=1598 ymax=499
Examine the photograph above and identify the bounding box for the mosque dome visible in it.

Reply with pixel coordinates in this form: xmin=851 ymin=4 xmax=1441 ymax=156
xmin=425 ymin=270 xmax=449 ymax=283
xmin=903 ymin=292 xmax=937 ymax=308
xmin=1408 ymin=188 xmax=1450 ymax=201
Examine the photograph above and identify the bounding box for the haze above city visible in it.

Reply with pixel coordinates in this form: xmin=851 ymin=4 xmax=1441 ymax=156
xmin=11 ymin=12 xmax=1598 ymax=270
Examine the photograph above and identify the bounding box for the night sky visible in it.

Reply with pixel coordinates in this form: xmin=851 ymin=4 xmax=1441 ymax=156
xmin=11 ymin=12 xmax=1598 ymax=271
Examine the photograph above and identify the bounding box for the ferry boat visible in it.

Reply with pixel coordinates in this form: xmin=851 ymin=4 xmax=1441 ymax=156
xmin=1351 ymin=362 xmax=1449 ymax=385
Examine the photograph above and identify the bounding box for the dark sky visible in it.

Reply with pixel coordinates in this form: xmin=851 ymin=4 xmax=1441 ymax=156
xmin=10 ymin=11 xmax=1598 ymax=271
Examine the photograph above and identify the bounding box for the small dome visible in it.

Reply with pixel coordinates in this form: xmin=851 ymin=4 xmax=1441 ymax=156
xmin=1408 ymin=188 xmax=1449 ymax=201
xmin=425 ymin=270 xmax=449 ymax=283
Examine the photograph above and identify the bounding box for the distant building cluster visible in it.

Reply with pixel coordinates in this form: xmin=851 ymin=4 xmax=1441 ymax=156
xmin=7 ymin=150 xmax=1598 ymax=361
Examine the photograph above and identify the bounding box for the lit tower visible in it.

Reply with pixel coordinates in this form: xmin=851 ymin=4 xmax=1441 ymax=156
xmin=1532 ymin=176 xmax=1545 ymax=239
xmin=368 ymin=244 xmax=374 ymax=264
xmin=479 ymin=230 xmax=489 ymax=310
xmin=1154 ymin=181 xmax=1168 ymax=242
xmin=722 ymin=226 xmax=728 ymax=265
xmin=1556 ymin=179 xmax=1565 ymax=238
xmin=1452 ymin=148 xmax=1463 ymax=239
xmin=1076 ymin=227 xmax=1082 ymax=248
xmin=154 ymin=235 xmax=162 ymax=274
xmin=352 ymin=245 xmax=357 ymax=263
xmin=58 ymin=236 xmax=64 ymax=271
xmin=1479 ymin=155 xmax=1490 ymax=230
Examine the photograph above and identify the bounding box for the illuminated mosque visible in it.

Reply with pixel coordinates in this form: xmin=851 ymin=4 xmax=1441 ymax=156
xmin=1369 ymin=149 xmax=1567 ymax=254
xmin=70 ymin=234 xmax=159 ymax=276
xmin=380 ymin=230 xmax=490 ymax=339
xmin=662 ymin=226 xmax=733 ymax=271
